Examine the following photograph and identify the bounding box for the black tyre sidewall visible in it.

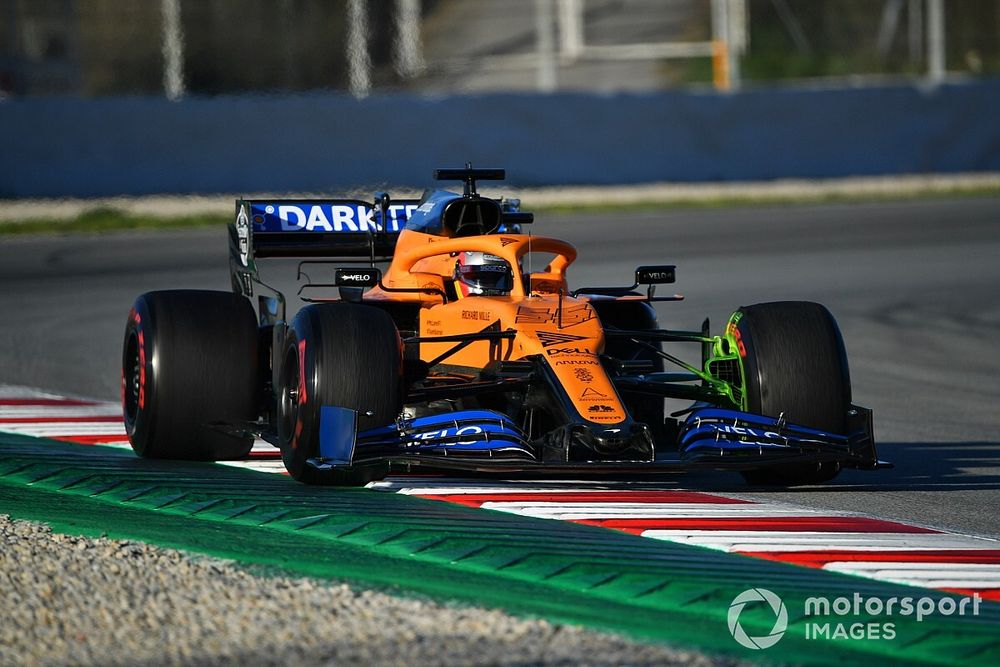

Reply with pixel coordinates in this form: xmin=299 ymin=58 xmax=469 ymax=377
xmin=736 ymin=301 xmax=850 ymax=485
xmin=122 ymin=300 xmax=157 ymax=455
xmin=278 ymin=303 xmax=402 ymax=485
xmin=122 ymin=290 xmax=258 ymax=460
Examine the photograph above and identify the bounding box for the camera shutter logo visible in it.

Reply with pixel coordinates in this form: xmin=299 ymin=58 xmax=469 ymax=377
xmin=727 ymin=588 xmax=788 ymax=650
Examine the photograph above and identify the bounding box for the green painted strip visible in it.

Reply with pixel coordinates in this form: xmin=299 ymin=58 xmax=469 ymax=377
xmin=1 ymin=432 xmax=998 ymax=665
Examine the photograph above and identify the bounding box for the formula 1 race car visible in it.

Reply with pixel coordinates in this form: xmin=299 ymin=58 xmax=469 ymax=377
xmin=122 ymin=166 xmax=881 ymax=486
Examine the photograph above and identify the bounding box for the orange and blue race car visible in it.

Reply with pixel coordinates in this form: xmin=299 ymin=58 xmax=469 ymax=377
xmin=122 ymin=166 xmax=883 ymax=486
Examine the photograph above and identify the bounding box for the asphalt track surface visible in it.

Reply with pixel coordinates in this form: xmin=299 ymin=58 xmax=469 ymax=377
xmin=1 ymin=196 xmax=999 ymax=540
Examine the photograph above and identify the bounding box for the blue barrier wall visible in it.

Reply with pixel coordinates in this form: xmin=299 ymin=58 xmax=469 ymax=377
xmin=2 ymin=80 xmax=999 ymax=197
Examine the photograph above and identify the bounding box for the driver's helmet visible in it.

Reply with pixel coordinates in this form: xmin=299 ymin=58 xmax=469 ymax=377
xmin=454 ymin=251 xmax=513 ymax=297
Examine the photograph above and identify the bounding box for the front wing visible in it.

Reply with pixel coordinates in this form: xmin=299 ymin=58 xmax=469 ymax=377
xmin=305 ymin=405 xmax=884 ymax=476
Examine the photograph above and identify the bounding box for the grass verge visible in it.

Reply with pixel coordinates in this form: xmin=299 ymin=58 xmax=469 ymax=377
xmin=0 ymin=207 xmax=229 ymax=236
xmin=530 ymin=183 xmax=1000 ymax=215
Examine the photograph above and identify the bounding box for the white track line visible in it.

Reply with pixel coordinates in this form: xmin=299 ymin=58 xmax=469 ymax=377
xmin=251 ymin=441 xmax=281 ymax=454
xmin=822 ymin=562 xmax=1000 ymax=589
xmin=0 ymin=423 xmax=128 ymax=436
xmin=479 ymin=502 xmax=833 ymax=519
xmin=367 ymin=480 xmax=653 ymax=494
xmin=218 ymin=460 xmax=288 ymax=474
xmin=0 ymin=406 xmax=121 ymax=418
xmin=638 ymin=530 xmax=998 ymax=552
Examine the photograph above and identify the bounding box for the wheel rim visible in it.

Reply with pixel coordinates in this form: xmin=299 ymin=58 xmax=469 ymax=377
xmin=278 ymin=343 xmax=301 ymax=442
xmin=123 ymin=331 xmax=141 ymax=429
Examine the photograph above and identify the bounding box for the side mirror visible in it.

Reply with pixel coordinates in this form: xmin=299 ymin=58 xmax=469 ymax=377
xmin=635 ymin=265 xmax=676 ymax=285
xmin=572 ymin=264 xmax=682 ymax=302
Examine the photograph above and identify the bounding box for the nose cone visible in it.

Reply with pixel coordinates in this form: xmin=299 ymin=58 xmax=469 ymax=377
xmin=542 ymin=421 xmax=655 ymax=462
xmin=544 ymin=352 xmax=629 ymax=425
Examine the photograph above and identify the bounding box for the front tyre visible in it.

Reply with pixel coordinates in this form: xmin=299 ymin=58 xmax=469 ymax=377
xmin=277 ymin=303 xmax=402 ymax=485
xmin=733 ymin=301 xmax=851 ymax=486
xmin=123 ymin=290 xmax=258 ymax=461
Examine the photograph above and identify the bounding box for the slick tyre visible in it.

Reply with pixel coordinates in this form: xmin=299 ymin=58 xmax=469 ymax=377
xmin=735 ymin=301 xmax=851 ymax=486
xmin=123 ymin=290 xmax=258 ymax=461
xmin=592 ymin=300 xmax=666 ymax=441
xmin=277 ymin=303 xmax=402 ymax=485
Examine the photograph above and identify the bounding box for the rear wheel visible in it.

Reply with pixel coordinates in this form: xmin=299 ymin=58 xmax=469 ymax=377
xmin=734 ymin=301 xmax=851 ymax=486
xmin=123 ymin=290 xmax=258 ymax=460
xmin=277 ymin=303 xmax=402 ymax=485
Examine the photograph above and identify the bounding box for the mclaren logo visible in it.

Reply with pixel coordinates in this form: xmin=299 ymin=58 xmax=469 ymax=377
xmin=536 ymin=331 xmax=587 ymax=347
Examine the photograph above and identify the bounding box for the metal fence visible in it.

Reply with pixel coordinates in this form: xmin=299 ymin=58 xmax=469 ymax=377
xmin=0 ymin=0 xmax=997 ymax=99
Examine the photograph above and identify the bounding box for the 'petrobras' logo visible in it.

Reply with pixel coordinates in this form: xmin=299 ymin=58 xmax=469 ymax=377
xmin=252 ymin=202 xmax=416 ymax=233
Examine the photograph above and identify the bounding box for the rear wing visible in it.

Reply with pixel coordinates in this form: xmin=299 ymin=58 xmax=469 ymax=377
xmin=232 ymin=198 xmax=419 ymax=260
xmin=229 ymin=197 xmax=419 ymax=305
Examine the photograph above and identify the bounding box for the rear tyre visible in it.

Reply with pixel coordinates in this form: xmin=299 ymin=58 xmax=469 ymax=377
xmin=277 ymin=303 xmax=402 ymax=485
xmin=123 ymin=290 xmax=258 ymax=460
xmin=735 ymin=301 xmax=850 ymax=486
xmin=591 ymin=300 xmax=666 ymax=441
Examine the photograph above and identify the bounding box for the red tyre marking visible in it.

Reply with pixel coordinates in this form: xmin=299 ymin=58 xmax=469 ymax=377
xmin=137 ymin=329 xmax=146 ymax=410
xmin=725 ymin=322 xmax=747 ymax=357
xmin=123 ymin=308 xmax=139 ymax=412
xmin=291 ymin=338 xmax=308 ymax=451
xmin=296 ymin=339 xmax=308 ymax=405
